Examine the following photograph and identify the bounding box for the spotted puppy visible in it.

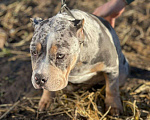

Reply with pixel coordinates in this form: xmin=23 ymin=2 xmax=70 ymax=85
xmin=30 ymin=9 xmax=129 ymax=116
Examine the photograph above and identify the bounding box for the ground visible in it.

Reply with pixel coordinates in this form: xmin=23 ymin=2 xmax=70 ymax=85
xmin=0 ymin=0 xmax=150 ymax=119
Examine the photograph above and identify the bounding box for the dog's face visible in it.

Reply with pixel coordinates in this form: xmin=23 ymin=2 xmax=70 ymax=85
xmin=30 ymin=16 xmax=84 ymax=91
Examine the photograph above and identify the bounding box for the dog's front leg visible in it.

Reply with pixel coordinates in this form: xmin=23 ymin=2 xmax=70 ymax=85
xmin=38 ymin=89 xmax=55 ymax=111
xmin=104 ymin=72 xmax=123 ymax=116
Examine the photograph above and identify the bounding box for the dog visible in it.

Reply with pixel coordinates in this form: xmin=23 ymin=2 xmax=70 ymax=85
xmin=30 ymin=9 xmax=129 ymax=116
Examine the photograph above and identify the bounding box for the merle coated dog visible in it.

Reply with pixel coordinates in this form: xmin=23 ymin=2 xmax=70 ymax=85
xmin=30 ymin=9 xmax=129 ymax=116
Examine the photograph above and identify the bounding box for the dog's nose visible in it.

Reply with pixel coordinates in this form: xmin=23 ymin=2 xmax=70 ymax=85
xmin=34 ymin=73 xmax=47 ymax=86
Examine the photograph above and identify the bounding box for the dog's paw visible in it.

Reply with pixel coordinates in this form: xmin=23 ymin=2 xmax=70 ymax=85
xmin=105 ymin=96 xmax=123 ymax=116
xmin=38 ymin=96 xmax=51 ymax=111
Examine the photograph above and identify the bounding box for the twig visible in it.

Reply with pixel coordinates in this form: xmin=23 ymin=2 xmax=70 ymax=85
xmin=133 ymin=100 xmax=136 ymax=117
xmin=100 ymin=106 xmax=111 ymax=120
xmin=20 ymin=106 xmax=36 ymax=113
xmin=0 ymin=100 xmax=20 ymax=119
xmin=65 ymin=111 xmax=73 ymax=119
xmin=0 ymin=104 xmax=12 ymax=107
xmin=121 ymin=28 xmax=134 ymax=46
xmin=47 ymin=109 xmax=73 ymax=116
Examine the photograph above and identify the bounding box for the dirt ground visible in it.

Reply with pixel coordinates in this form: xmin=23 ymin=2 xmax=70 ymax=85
xmin=0 ymin=0 xmax=150 ymax=119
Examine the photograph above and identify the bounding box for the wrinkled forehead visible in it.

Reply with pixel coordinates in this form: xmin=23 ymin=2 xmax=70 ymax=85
xmin=31 ymin=17 xmax=71 ymax=42
xmin=30 ymin=16 xmax=78 ymax=52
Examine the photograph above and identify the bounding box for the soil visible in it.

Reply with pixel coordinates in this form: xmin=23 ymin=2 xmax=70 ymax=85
xmin=0 ymin=0 xmax=150 ymax=119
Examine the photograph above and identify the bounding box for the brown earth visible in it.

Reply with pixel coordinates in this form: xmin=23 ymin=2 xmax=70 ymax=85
xmin=0 ymin=0 xmax=150 ymax=119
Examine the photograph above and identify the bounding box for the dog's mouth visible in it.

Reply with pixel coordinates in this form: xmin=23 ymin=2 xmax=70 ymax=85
xmin=34 ymin=85 xmax=48 ymax=91
xmin=31 ymin=60 xmax=73 ymax=91
xmin=32 ymin=74 xmax=68 ymax=91
xmin=44 ymin=78 xmax=68 ymax=91
xmin=32 ymin=82 xmax=42 ymax=89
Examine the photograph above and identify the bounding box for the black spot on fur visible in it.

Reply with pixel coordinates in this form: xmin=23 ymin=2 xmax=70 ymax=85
xmin=82 ymin=61 xmax=88 ymax=64
xmin=62 ymin=41 xmax=69 ymax=48
xmin=40 ymin=20 xmax=49 ymax=26
xmin=69 ymin=32 xmax=72 ymax=37
xmin=123 ymin=56 xmax=126 ymax=65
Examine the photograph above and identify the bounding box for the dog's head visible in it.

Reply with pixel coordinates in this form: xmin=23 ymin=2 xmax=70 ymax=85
xmin=30 ymin=14 xmax=84 ymax=91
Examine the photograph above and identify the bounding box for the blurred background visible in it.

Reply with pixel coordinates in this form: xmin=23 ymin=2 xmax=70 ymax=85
xmin=0 ymin=0 xmax=150 ymax=119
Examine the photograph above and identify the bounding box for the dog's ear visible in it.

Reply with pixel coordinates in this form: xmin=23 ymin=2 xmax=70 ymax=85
xmin=30 ymin=17 xmax=43 ymax=27
xmin=72 ymin=19 xmax=84 ymax=30
xmin=71 ymin=19 xmax=85 ymax=41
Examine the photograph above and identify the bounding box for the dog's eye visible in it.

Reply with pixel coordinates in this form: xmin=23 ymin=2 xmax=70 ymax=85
xmin=56 ymin=53 xmax=65 ymax=59
xmin=31 ymin=50 xmax=38 ymax=56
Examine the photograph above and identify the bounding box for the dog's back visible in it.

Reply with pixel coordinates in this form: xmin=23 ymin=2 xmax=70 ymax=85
xmin=58 ymin=9 xmax=129 ymax=85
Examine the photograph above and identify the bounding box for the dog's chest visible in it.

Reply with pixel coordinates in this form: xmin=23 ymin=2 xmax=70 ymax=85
xmin=68 ymin=72 xmax=97 ymax=83
xmin=68 ymin=62 xmax=102 ymax=83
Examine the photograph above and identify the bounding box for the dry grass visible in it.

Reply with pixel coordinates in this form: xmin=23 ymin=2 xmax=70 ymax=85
xmin=0 ymin=82 xmax=150 ymax=119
